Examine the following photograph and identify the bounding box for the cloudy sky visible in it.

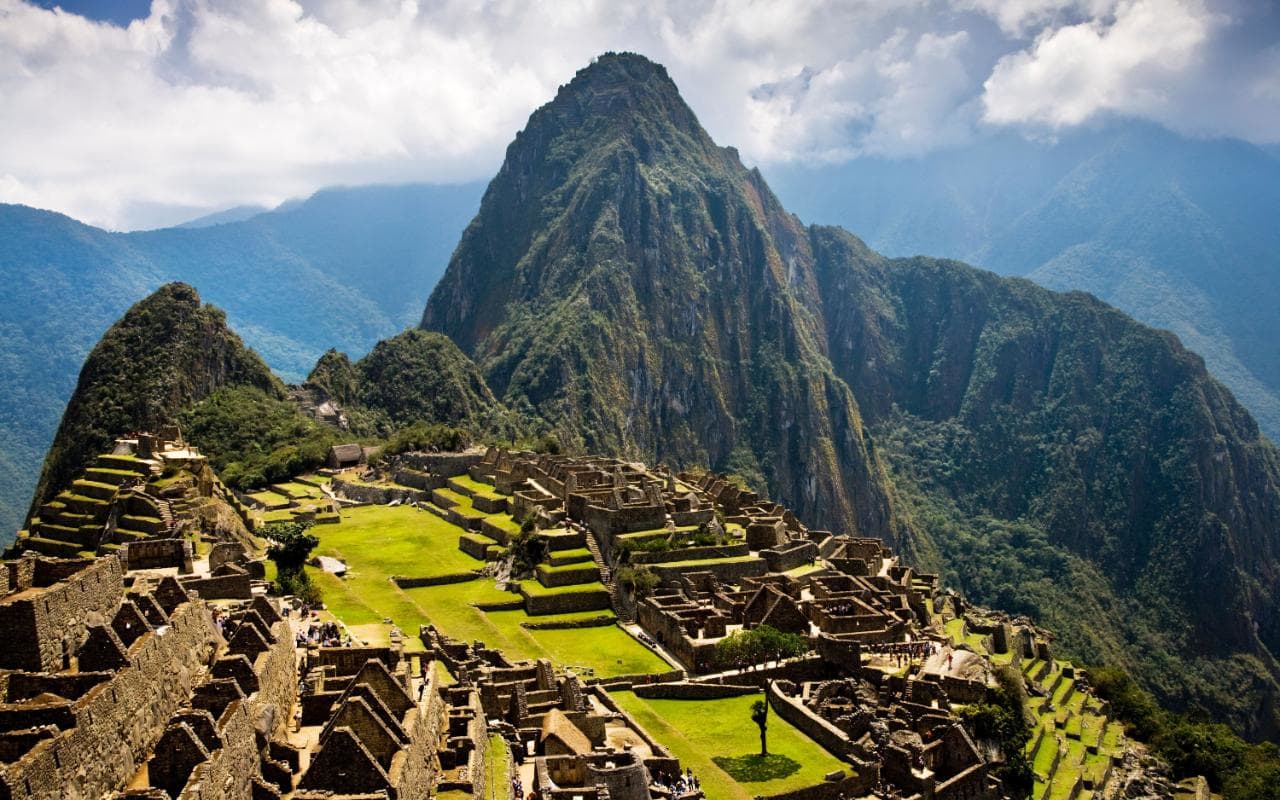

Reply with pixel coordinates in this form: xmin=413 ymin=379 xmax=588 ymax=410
xmin=2 ymin=0 xmax=1277 ymax=230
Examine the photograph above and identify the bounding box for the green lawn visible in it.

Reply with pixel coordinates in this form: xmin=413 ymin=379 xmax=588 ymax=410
xmin=307 ymin=504 xmax=665 ymax=677
xmin=316 ymin=504 xmax=487 ymax=579
xmin=451 ymin=474 xmax=506 ymax=501
xmin=610 ymin=691 xmax=847 ymax=800
xmin=484 ymin=734 xmax=511 ymax=800
xmin=401 ymin=584 xmax=665 ymax=677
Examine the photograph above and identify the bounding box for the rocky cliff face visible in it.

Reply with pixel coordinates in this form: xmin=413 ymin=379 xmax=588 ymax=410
xmin=30 ymin=283 xmax=282 ymax=517
xmin=423 ymin=53 xmax=895 ymax=538
xmin=421 ymin=53 xmax=1280 ymax=735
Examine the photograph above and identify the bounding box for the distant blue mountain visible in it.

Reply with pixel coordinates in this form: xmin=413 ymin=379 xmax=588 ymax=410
xmin=173 ymin=205 xmax=272 ymax=229
xmin=0 ymin=182 xmax=484 ymax=541
xmin=764 ymin=122 xmax=1280 ymax=442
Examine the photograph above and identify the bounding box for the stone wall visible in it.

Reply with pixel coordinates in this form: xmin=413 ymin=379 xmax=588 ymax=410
xmin=0 ymin=599 xmax=218 ymax=800
xmin=179 ymin=573 xmax=252 ymax=601
xmin=393 ymin=573 xmax=482 ymax=589
xmin=331 ymin=478 xmax=429 ymax=506
xmin=761 ymin=541 xmax=818 ymax=573
xmin=535 ymin=564 xmax=600 ymax=588
xmin=630 ymin=543 xmax=750 ymax=565
xmin=393 ymin=469 xmax=444 ymax=492
xmin=582 ymin=505 xmax=667 ymax=546
xmin=632 ymin=682 xmax=758 ymax=700
xmin=766 ymin=681 xmax=857 ymax=760
xmin=250 ymin=620 xmax=297 ymax=737
xmin=174 ymin=701 xmax=258 ymax=800
xmin=521 ymin=586 xmax=611 ymax=616
xmin=124 ymin=540 xmax=193 ymax=573
xmin=0 ymin=556 xmax=124 ymax=672
xmin=649 ymin=557 xmax=766 ymax=587
xmin=399 ymin=452 xmax=483 ymax=477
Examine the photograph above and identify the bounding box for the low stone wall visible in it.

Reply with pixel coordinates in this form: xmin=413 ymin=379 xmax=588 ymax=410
xmin=630 ymin=543 xmax=750 ymax=565
xmin=481 ymin=519 xmax=516 ymax=546
xmin=470 ymin=495 xmax=507 ymax=514
xmin=632 ymin=682 xmax=758 ymax=700
xmin=649 ymin=556 xmax=766 ymax=587
xmin=393 ymin=469 xmax=444 ymax=491
xmin=761 ymin=541 xmax=818 ymax=573
xmin=393 ymin=572 xmax=481 ymax=589
xmin=398 ymin=452 xmax=483 ymax=477
xmin=331 ymin=478 xmax=428 ymax=506
xmin=459 ymin=534 xmax=493 ymax=560
xmin=125 ymin=539 xmax=194 ymax=573
xmin=535 ymin=564 xmax=600 ymax=588
xmin=521 ymin=585 xmax=612 ymax=616
xmin=766 ymin=681 xmax=857 ymax=761
xmin=521 ymin=615 xmax=615 ymax=630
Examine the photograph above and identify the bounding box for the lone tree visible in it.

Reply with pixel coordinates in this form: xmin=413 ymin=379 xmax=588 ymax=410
xmin=752 ymin=694 xmax=770 ymax=756
xmin=263 ymin=520 xmax=321 ymax=603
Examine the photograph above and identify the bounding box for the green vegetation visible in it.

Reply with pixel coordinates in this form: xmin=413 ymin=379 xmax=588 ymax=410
xmin=714 ymin=625 xmax=809 ymax=671
xmin=610 ymin=691 xmax=846 ymax=800
xmin=312 ymin=504 xmax=487 ymax=580
xmin=29 ymin=283 xmax=281 ymax=520
xmin=263 ymin=520 xmax=322 ymax=604
xmin=485 ymin=734 xmax=511 ymax=800
xmin=1091 ymin=666 xmax=1280 ymax=799
xmin=957 ymin=666 xmax=1031 ymax=794
xmin=182 ymin=385 xmax=348 ymax=490
xmin=346 ymin=329 xmax=503 ymax=436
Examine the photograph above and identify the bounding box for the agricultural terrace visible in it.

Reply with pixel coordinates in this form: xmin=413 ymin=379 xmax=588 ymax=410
xmin=305 ymin=502 xmax=668 ymax=676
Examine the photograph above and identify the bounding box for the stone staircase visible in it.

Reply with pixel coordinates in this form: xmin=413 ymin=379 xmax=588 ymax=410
xmin=581 ymin=526 xmax=631 ymax=621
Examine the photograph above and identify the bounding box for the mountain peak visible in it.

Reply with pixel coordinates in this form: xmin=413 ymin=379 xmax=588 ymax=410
xmin=510 ymin=51 xmax=716 ymax=165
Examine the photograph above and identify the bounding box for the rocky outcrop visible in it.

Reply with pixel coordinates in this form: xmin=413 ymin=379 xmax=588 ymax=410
xmin=422 ymin=53 xmax=896 ymax=539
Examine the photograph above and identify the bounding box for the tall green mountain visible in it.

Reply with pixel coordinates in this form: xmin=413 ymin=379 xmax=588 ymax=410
xmin=765 ymin=124 xmax=1280 ymax=442
xmin=423 ymin=52 xmax=895 ymax=539
xmin=0 ymin=182 xmax=483 ymax=542
xmin=422 ymin=52 xmax=1280 ymax=737
xmin=29 ymin=283 xmax=282 ymax=516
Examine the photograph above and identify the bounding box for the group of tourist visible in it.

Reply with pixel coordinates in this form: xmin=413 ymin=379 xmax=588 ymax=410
xmin=655 ymin=767 xmax=701 ymax=797
xmin=295 ymin=620 xmax=348 ymax=647
xmin=864 ymin=639 xmax=943 ymax=668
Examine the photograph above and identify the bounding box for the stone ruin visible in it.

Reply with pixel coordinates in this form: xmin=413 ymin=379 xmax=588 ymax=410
xmin=0 ymin=554 xmax=298 ymax=800
xmin=420 ymin=625 xmax=681 ymax=800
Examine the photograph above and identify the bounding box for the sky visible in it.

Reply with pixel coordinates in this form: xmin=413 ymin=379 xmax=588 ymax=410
xmin=2 ymin=0 xmax=1278 ymax=230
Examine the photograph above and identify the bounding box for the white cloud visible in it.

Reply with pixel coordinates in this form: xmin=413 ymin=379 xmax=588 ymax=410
xmin=982 ymin=0 xmax=1221 ymax=127
xmin=0 ymin=0 xmax=1275 ymax=229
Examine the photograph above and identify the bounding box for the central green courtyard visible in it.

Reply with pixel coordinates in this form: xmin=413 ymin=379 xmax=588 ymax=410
xmin=609 ymin=691 xmax=849 ymax=800
xmin=306 ymin=503 xmax=668 ymax=676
